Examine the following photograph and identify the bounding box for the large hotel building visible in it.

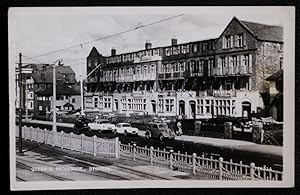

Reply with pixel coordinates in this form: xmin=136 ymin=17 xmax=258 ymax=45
xmin=84 ymin=17 xmax=283 ymax=119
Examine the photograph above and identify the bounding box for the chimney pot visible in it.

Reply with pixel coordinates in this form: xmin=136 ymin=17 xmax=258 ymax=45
xmin=111 ymin=48 xmax=116 ymax=56
xmin=171 ymin=38 xmax=178 ymax=46
xmin=145 ymin=40 xmax=152 ymax=50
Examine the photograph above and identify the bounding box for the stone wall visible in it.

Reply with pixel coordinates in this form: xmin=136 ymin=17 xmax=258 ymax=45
xmin=252 ymin=41 xmax=283 ymax=92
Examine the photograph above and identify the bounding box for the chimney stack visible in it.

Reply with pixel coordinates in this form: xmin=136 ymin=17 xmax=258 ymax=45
xmin=145 ymin=40 xmax=152 ymax=50
xmin=111 ymin=48 xmax=116 ymax=56
xmin=171 ymin=38 xmax=178 ymax=46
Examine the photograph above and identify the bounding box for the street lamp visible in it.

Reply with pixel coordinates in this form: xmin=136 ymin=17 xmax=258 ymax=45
xmin=80 ymin=63 xmax=102 ymax=115
xmin=52 ymin=59 xmax=64 ymax=132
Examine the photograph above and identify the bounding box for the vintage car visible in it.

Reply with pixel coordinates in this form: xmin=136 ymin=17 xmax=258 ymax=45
xmin=73 ymin=117 xmax=92 ymax=135
xmin=145 ymin=122 xmax=176 ymax=141
xmin=88 ymin=119 xmax=116 ymax=133
xmin=114 ymin=123 xmax=139 ymax=136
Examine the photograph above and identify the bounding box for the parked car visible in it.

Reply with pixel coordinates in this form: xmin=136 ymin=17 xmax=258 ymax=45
xmin=73 ymin=117 xmax=91 ymax=135
xmin=88 ymin=119 xmax=116 ymax=133
xmin=114 ymin=123 xmax=139 ymax=136
xmin=145 ymin=122 xmax=176 ymax=141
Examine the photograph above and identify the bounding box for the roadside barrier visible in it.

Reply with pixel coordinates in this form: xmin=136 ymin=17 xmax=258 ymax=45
xmin=16 ymin=125 xmax=282 ymax=181
xmin=16 ymin=125 xmax=118 ymax=158
xmin=119 ymin=142 xmax=283 ymax=181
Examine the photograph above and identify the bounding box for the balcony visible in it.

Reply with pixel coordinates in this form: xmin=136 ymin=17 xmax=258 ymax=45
xmin=212 ymin=66 xmax=252 ymax=76
xmin=157 ymin=72 xmax=184 ymax=80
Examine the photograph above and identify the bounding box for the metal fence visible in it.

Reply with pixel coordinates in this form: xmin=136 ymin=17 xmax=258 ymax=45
xmin=16 ymin=125 xmax=118 ymax=158
xmin=119 ymin=143 xmax=283 ymax=181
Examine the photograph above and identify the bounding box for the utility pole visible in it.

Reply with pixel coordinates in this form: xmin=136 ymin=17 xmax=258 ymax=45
xmin=18 ymin=53 xmax=23 ymax=153
xmin=53 ymin=64 xmax=57 ymax=132
xmin=25 ymin=80 xmax=28 ymax=121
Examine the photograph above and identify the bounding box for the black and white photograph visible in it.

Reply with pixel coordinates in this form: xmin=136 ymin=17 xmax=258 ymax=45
xmin=9 ymin=6 xmax=295 ymax=190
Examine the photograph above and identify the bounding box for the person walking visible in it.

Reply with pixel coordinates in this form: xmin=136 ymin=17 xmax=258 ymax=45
xmin=177 ymin=120 xmax=183 ymax=136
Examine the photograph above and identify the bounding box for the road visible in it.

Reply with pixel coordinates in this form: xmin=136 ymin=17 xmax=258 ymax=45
xmin=18 ymin=120 xmax=283 ymax=171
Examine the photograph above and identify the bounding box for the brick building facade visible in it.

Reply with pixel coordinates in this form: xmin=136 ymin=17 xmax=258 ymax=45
xmin=84 ymin=17 xmax=283 ymax=120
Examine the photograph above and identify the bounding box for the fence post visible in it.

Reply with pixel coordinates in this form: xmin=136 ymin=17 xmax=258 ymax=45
xmin=44 ymin=128 xmax=46 ymax=144
xmin=81 ymin=134 xmax=84 ymax=154
xmin=93 ymin=135 xmax=97 ymax=156
xmin=30 ymin=126 xmax=32 ymax=141
xmin=52 ymin=130 xmax=55 ymax=147
xmin=150 ymin=146 xmax=154 ymax=165
xmin=37 ymin=127 xmax=39 ymax=142
xmin=23 ymin=125 xmax=26 ymax=140
xmin=115 ymin=137 xmax=119 ymax=159
xmin=170 ymin=150 xmax=173 ymax=170
xmin=219 ymin=157 xmax=223 ymax=180
xmin=61 ymin=131 xmax=64 ymax=149
xmin=133 ymin=143 xmax=136 ymax=162
xmin=250 ymin=162 xmax=255 ymax=180
xmin=70 ymin=132 xmax=73 ymax=151
xmin=192 ymin=153 xmax=197 ymax=175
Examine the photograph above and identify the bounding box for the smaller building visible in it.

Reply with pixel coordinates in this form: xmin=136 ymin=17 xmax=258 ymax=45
xmin=266 ymin=69 xmax=283 ymax=121
xmin=35 ymin=82 xmax=81 ymax=114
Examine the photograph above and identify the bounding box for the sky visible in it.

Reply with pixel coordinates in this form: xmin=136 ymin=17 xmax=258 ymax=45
xmin=9 ymin=6 xmax=290 ymax=80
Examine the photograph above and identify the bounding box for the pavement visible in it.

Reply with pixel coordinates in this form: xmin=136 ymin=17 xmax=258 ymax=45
xmin=22 ymin=119 xmax=282 ymax=158
xmin=16 ymin=140 xmax=205 ymax=181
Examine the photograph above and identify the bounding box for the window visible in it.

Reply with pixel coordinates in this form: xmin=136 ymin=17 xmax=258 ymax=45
xmin=243 ymin=54 xmax=249 ymax=66
xmin=236 ymin=34 xmax=244 ymax=47
xmin=166 ymin=48 xmax=171 ymax=56
xmin=221 ymin=57 xmax=226 ymax=67
xmin=232 ymin=56 xmax=237 ymax=66
xmin=175 ymin=63 xmax=179 ymax=72
xmin=180 ymin=62 xmax=186 ymax=72
xmin=39 ymin=106 xmax=42 ymax=111
xmin=158 ymin=99 xmax=164 ymax=112
xmin=94 ymin=97 xmax=98 ymax=108
xmin=223 ymin=35 xmax=233 ymax=49
xmin=30 ymin=102 xmax=33 ymax=109
xmin=165 ymin=99 xmax=174 ymax=112
xmin=193 ymin=44 xmax=198 ymax=52
xmin=202 ymin=43 xmax=207 ymax=51
xmin=72 ymin=98 xmax=75 ymax=103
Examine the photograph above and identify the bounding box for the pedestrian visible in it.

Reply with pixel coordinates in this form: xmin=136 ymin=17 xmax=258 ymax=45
xmin=177 ymin=120 xmax=183 ymax=136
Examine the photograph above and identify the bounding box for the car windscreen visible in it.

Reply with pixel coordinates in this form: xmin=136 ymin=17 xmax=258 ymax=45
xmin=158 ymin=124 xmax=168 ymax=128
xmin=100 ymin=121 xmax=110 ymax=124
xmin=122 ymin=124 xmax=131 ymax=127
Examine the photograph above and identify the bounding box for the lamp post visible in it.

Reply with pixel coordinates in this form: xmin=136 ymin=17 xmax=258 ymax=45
xmin=52 ymin=59 xmax=64 ymax=132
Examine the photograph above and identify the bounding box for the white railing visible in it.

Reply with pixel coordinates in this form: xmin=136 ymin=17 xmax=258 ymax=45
xmin=119 ymin=143 xmax=283 ymax=181
xmin=16 ymin=125 xmax=119 ymax=158
xmin=16 ymin=126 xmax=282 ymax=181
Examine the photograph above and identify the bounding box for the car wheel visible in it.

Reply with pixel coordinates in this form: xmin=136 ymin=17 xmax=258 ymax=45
xmin=159 ymin=134 xmax=164 ymax=141
xmin=145 ymin=131 xmax=151 ymax=139
xmin=124 ymin=130 xmax=128 ymax=136
xmin=98 ymin=129 xmax=102 ymax=134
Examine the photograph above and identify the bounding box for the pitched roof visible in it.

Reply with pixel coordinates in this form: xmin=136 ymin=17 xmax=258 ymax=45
xmin=31 ymin=65 xmax=75 ymax=84
xmin=266 ymin=69 xmax=283 ymax=81
xmin=36 ymin=82 xmax=80 ymax=96
xmin=239 ymin=20 xmax=283 ymax=42
xmin=88 ymin=47 xmax=102 ymax=57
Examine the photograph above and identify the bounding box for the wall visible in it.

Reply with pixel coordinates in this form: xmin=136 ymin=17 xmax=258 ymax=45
xmin=252 ymin=41 xmax=283 ymax=92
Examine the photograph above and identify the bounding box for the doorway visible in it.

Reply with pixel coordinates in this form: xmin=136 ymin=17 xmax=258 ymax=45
xmin=189 ymin=100 xmax=196 ymax=119
xmin=179 ymin=100 xmax=185 ymax=116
